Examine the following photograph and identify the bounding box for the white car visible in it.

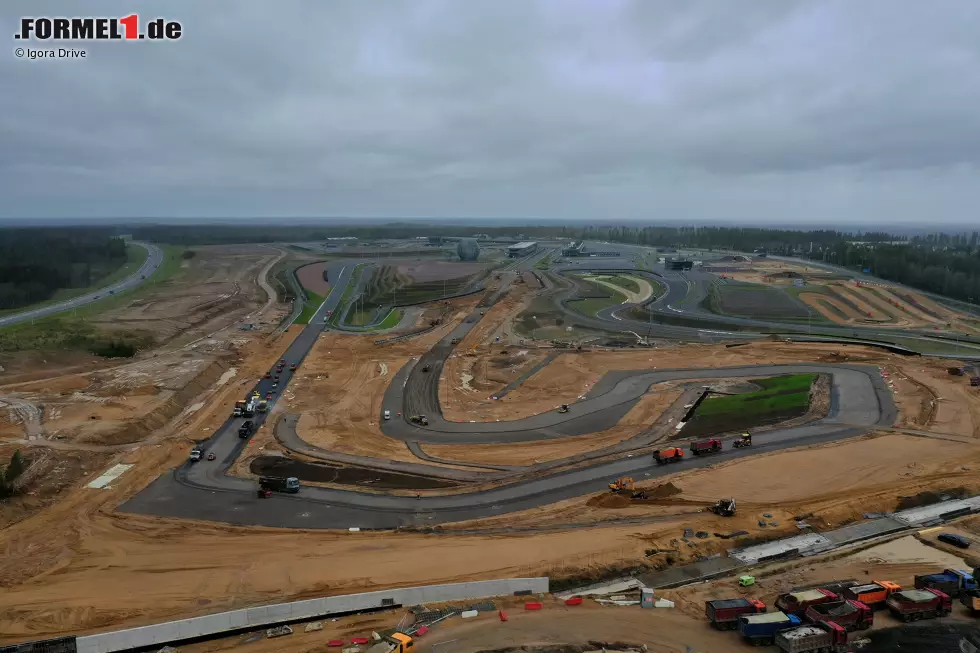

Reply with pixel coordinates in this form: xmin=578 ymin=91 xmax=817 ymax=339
xmin=383 ymin=410 xmax=391 ymax=420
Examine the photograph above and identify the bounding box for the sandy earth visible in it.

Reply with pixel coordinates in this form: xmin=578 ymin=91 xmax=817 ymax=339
xmin=582 ymin=274 xmax=655 ymax=304
xmin=799 ymin=291 xmax=864 ymax=322
xmin=424 ymin=387 xmax=684 ymax=466
xmin=396 ymin=261 xmax=485 ymax=283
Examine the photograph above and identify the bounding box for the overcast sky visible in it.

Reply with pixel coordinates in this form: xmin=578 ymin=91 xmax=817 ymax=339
xmin=3 ymin=1 xmax=980 ymax=225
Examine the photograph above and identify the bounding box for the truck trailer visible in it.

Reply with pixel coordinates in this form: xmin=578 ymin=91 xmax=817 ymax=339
xmin=690 ymin=439 xmax=722 ymax=456
xmin=737 ymin=612 xmax=801 ymax=646
xmin=804 ymin=599 xmax=873 ymax=631
xmin=914 ymin=568 xmax=977 ymax=597
xmin=653 ymin=447 xmax=684 ymax=465
xmin=774 ymin=621 xmax=848 ymax=653
xmin=258 ymin=476 xmax=300 ymax=494
xmin=705 ymin=597 xmax=766 ymax=630
xmin=842 ymin=580 xmax=901 ymax=608
xmin=775 ymin=589 xmax=838 ymax=617
xmin=886 ymin=588 xmax=951 ymax=622
xmin=960 ymin=588 xmax=980 ymax=614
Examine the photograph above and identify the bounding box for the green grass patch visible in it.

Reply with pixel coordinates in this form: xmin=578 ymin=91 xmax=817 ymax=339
xmin=568 ymin=293 xmax=625 ymax=318
xmin=295 ymin=289 xmax=325 ymax=325
xmin=604 ymin=275 xmax=640 ymax=294
xmin=330 ymin=264 xmax=367 ymax=327
xmin=685 ymin=374 xmax=817 ymax=437
xmin=534 ymin=253 xmax=553 ymax=270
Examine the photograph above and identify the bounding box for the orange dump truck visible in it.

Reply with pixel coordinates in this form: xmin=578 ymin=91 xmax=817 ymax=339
xmin=653 ymin=447 xmax=684 ymax=465
xmin=842 ymin=581 xmax=901 ymax=608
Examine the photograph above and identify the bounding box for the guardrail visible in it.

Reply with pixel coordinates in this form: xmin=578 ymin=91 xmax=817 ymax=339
xmin=68 ymin=577 xmax=547 ymax=653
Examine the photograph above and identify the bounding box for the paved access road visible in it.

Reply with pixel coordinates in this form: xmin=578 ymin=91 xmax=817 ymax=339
xmin=0 ymin=241 xmax=164 ymax=327
xmin=120 ymin=255 xmax=895 ymax=529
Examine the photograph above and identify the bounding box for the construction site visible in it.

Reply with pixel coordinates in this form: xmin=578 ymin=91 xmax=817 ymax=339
xmin=2 ymin=240 xmax=980 ymax=653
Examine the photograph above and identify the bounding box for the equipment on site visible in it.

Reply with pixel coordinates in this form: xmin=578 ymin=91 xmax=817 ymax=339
xmin=366 ymin=632 xmax=414 ymax=653
xmin=691 ymin=439 xmax=723 ymax=456
xmin=557 ymin=404 xmax=569 ymax=413
xmin=739 ymin=576 xmax=756 ymax=587
xmin=709 ymin=498 xmax=737 ymax=517
xmin=608 ymin=477 xmax=635 ymax=493
xmin=653 ymin=447 xmax=684 ymax=465
xmin=733 ymin=432 xmax=752 ymax=448
xmin=886 ymin=588 xmax=951 ymax=622
xmin=409 ymin=415 xmax=429 ymax=426
xmin=705 ymin=597 xmax=766 ymax=630
xmin=422 ymin=364 xmax=431 ymax=373
xmin=233 ymin=400 xmax=247 ymax=417
xmin=290 ymin=363 xmax=297 ymax=371
xmin=259 ymin=476 xmax=300 ymax=494
xmin=239 ymin=421 xmax=254 ymax=438
xmin=207 ymin=452 xmax=216 ymax=461
xmin=256 ymin=400 xmax=268 ymax=413
xmin=451 ymin=337 xmax=459 ymax=344
xmin=189 ymin=447 xmax=203 ymax=462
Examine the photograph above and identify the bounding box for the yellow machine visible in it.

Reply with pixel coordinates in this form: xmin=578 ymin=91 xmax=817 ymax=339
xmin=608 ymin=477 xmax=635 ymax=493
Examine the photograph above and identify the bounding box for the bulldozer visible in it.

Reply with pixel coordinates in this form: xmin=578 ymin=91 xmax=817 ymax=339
xmin=557 ymin=404 xmax=569 ymax=413
xmin=733 ymin=432 xmax=752 ymax=448
xmin=409 ymin=415 xmax=429 ymax=426
xmin=608 ymin=477 xmax=635 ymax=493
xmin=709 ymin=498 xmax=737 ymax=517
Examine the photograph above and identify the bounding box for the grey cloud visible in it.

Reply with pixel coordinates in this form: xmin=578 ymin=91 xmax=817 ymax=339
xmin=2 ymin=0 xmax=980 ymax=223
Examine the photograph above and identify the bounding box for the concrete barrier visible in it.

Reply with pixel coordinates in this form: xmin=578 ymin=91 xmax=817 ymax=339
xmin=74 ymin=578 xmax=548 ymax=653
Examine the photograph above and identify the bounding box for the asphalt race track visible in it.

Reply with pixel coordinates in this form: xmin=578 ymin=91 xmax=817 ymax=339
xmin=119 ymin=249 xmax=897 ymax=529
xmin=0 ymin=241 xmax=164 ymax=327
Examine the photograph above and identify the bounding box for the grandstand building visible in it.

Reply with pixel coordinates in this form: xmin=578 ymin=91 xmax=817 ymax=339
xmin=507 ymin=241 xmax=539 ymax=258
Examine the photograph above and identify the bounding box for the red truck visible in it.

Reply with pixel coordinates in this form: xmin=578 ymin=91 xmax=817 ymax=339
xmin=774 ymin=621 xmax=848 ymax=653
xmin=705 ymin=598 xmax=767 ymax=630
xmin=885 ymin=588 xmax=951 ymax=622
xmin=690 ymin=439 xmax=722 ymax=456
xmin=804 ymin=599 xmax=872 ymax=632
xmin=842 ymin=580 xmax=901 ymax=608
xmin=653 ymin=447 xmax=684 ymax=465
xmin=775 ymin=589 xmax=837 ymax=617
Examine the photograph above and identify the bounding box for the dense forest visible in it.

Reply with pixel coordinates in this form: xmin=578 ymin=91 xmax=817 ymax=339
xmin=0 ymin=228 xmax=128 ymax=310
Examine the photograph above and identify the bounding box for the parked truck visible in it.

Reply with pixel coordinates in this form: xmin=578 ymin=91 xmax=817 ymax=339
xmin=885 ymin=588 xmax=951 ymax=622
xmin=256 ymin=400 xmax=268 ymax=413
xmin=804 ymin=599 xmax=873 ymax=632
xmin=914 ymin=568 xmax=977 ymax=597
xmin=960 ymin=588 xmax=980 ymax=614
xmin=238 ymin=421 xmax=254 ymax=438
xmin=705 ymin=597 xmax=766 ymax=630
xmin=653 ymin=447 xmax=684 ymax=465
xmin=842 ymin=580 xmax=901 ymax=608
xmin=775 ymin=589 xmax=838 ymax=617
xmin=690 ymin=439 xmax=722 ymax=455
xmin=774 ymin=621 xmax=849 ymax=653
xmin=189 ymin=447 xmax=203 ymax=462
xmin=366 ymin=633 xmax=413 ymax=653
xmin=233 ymin=400 xmax=247 ymax=417
xmin=737 ymin=612 xmax=801 ymax=646
xmin=258 ymin=476 xmax=300 ymax=494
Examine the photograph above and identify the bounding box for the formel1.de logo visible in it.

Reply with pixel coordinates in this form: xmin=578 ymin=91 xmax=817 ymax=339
xmin=14 ymin=16 xmax=182 ymax=41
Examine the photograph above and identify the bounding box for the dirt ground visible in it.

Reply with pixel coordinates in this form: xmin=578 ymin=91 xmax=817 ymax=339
xmin=93 ymin=244 xmax=288 ymax=348
xmin=295 ymin=261 xmax=331 ymax=296
xmin=424 ymin=387 xmax=684 ymax=466
xmin=396 ymin=260 xmax=486 ymax=282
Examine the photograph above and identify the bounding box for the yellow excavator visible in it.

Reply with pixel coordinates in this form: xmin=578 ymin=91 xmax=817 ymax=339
xmin=608 ymin=477 xmax=635 ymax=493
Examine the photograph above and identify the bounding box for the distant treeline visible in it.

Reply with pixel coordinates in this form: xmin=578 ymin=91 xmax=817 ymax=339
xmin=0 ymin=228 xmax=128 ymax=310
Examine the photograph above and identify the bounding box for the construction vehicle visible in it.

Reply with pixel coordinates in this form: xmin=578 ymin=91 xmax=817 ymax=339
xmin=804 ymin=600 xmax=873 ymax=632
xmin=733 ymin=432 xmax=752 ymax=448
xmin=238 ymin=421 xmax=254 ymax=438
xmin=608 ymin=477 xmax=635 ymax=493
xmin=421 ymin=364 xmax=431 ymax=373
xmin=948 ymin=366 xmax=965 ymax=376
xmin=557 ymin=404 xmax=569 ymax=413
xmin=885 ymin=588 xmax=951 ymax=621
xmin=775 ymin=589 xmax=838 ymax=617
xmin=366 ymin=632 xmax=414 ymax=653
xmin=705 ymin=598 xmax=766 ymax=630
xmin=450 ymin=338 xmax=459 ymax=344
xmin=256 ymin=400 xmax=268 ymax=413
xmin=709 ymin=498 xmax=737 ymax=517
xmin=189 ymin=447 xmax=203 ymax=462
xmin=738 ymin=612 xmax=801 ymax=646
xmin=690 ymin=439 xmax=722 ymax=456
xmin=842 ymin=581 xmax=901 ymax=608
xmin=971 ymin=376 xmax=980 ymax=387
xmin=774 ymin=621 xmax=848 ymax=653
xmin=652 ymin=447 xmax=684 ymax=465
xmin=409 ymin=415 xmax=429 ymax=426
xmin=914 ymin=568 xmax=977 ymax=597
xmin=289 ymin=363 xmax=297 ymax=371
xmin=960 ymin=588 xmax=980 ymax=613
xmin=259 ymin=476 xmax=300 ymax=494
xmin=233 ymin=400 xmax=248 ymax=417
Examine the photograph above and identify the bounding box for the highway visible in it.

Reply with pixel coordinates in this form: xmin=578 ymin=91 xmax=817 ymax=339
xmin=119 ymin=251 xmax=897 ymax=530
xmin=0 ymin=241 xmax=164 ymax=327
